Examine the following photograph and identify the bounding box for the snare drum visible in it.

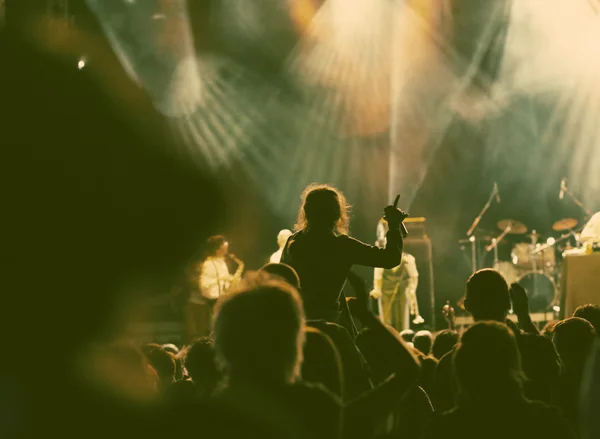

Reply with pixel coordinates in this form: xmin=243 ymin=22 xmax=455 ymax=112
xmin=516 ymin=271 xmax=557 ymax=312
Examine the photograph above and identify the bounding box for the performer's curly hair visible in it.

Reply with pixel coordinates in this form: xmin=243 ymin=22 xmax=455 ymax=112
xmin=295 ymin=184 xmax=350 ymax=235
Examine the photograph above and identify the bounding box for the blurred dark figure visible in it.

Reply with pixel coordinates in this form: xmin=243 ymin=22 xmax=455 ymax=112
xmin=213 ymin=272 xmax=341 ymax=439
xmin=553 ymin=317 xmax=596 ymax=432
xmin=260 ymin=263 xmax=302 ymax=290
xmin=302 ymin=327 xmax=344 ymax=398
xmin=425 ymin=322 xmax=575 ymax=439
xmin=413 ymin=330 xmax=433 ymax=356
xmin=0 ymin=26 xmax=238 ymax=438
xmin=580 ymin=339 xmax=600 ymax=439
xmin=281 ymin=184 xmax=407 ymax=322
xmin=431 ymin=330 xmax=458 ymax=360
xmin=141 ymin=344 xmax=176 ymax=392
xmin=573 ymin=304 xmax=600 ymax=335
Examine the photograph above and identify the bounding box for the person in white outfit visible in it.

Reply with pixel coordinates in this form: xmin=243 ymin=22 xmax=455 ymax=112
xmin=270 ymin=229 xmax=293 ymax=263
xmin=371 ymin=218 xmax=423 ymax=331
xmin=185 ymin=235 xmax=244 ymax=341
xmin=581 ymin=212 xmax=600 ymax=246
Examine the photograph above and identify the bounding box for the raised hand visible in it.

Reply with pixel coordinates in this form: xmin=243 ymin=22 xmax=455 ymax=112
xmin=510 ymin=282 xmax=530 ymax=318
xmin=383 ymin=195 xmax=409 ymax=229
xmin=443 ymin=302 xmax=456 ymax=330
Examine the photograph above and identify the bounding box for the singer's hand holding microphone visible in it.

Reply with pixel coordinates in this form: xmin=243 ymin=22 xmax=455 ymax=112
xmin=384 ymin=195 xmax=409 ymax=237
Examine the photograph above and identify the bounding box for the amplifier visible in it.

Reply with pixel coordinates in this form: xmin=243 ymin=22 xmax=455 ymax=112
xmin=377 ymin=217 xmax=428 ymax=242
xmin=561 ymin=253 xmax=600 ymax=318
xmin=404 ymin=217 xmax=427 ymax=239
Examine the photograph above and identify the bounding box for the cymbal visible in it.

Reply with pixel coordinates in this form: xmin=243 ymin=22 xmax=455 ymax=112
xmin=497 ymin=219 xmax=528 ymax=235
xmin=553 ymin=218 xmax=578 ymax=232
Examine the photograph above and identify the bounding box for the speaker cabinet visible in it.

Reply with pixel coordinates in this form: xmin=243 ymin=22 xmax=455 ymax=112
xmin=403 ymin=237 xmax=435 ymax=329
xmin=561 ymin=253 xmax=600 ymax=318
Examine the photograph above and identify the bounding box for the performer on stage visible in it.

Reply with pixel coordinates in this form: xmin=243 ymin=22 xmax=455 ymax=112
xmin=581 ymin=212 xmax=600 ymax=245
xmin=185 ymin=235 xmax=244 ymax=341
xmin=371 ymin=218 xmax=423 ymax=331
xmin=270 ymin=229 xmax=293 ymax=263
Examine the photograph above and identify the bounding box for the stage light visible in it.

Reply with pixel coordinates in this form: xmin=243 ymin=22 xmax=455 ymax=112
xmin=77 ymin=58 xmax=86 ymax=69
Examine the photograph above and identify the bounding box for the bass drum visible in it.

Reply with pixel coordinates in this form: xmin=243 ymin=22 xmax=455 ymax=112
xmin=516 ymin=271 xmax=556 ymax=312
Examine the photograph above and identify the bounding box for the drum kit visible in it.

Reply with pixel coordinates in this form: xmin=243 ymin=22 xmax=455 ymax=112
xmin=459 ymin=181 xmax=591 ymax=314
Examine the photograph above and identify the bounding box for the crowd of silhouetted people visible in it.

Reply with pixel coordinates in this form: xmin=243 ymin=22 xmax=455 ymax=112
xmin=3 ymin=25 xmax=600 ymax=439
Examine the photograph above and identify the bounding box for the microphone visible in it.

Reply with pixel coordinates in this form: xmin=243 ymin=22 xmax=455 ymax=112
xmin=493 ymin=182 xmax=501 ymax=203
xmin=400 ymin=222 xmax=408 ymax=238
xmin=559 ymin=178 xmax=566 ymax=200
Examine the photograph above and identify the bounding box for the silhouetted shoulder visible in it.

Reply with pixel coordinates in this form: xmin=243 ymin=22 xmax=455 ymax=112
xmin=283 ymin=381 xmax=342 ymax=439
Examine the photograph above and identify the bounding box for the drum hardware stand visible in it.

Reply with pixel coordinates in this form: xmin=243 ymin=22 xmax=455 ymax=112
xmin=465 ymin=184 xmax=501 ymax=273
xmin=486 ymin=226 xmax=512 ymax=268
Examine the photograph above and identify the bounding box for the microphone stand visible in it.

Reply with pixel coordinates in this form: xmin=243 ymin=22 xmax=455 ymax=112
xmin=563 ymin=184 xmax=593 ymax=218
xmin=465 ymin=185 xmax=499 ymax=273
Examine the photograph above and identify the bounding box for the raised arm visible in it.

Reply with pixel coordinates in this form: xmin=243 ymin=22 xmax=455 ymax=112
xmin=346 ymin=198 xmax=408 ymax=268
xmin=510 ymin=283 xmax=539 ymax=334
xmin=344 ymin=273 xmax=420 ymax=438
xmin=345 ymin=229 xmax=403 ymax=269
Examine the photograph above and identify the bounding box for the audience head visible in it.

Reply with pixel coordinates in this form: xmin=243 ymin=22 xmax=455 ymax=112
xmin=400 ymin=329 xmax=415 ymax=343
xmin=413 ymin=330 xmax=433 ymax=356
xmin=259 ymin=263 xmax=301 ymax=290
xmin=573 ymin=304 xmax=600 ymax=335
xmin=183 ymin=337 xmax=220 ymax=395
xmin=296 ymin=184 xmax=349 ymax=234
xmin=162 ymin=344 xmax=179 ymax=355
xmin=553 ymin=317 xmax=596 ymax=374
xmin=205 ymin=235 xmax=229 ymax=258
xmin=301 ymin=327 xmax=343 ymax=398
xmin=277 ymin=229 xmax=293 ymax=249
xmin=464 ymin=269 xmax=511 ymax=321
xmin=213 ymin=272 xmax=305 ymax=384
xmin=453 ymin=321 xmax=524 ymax=402
xmin=141 ymin=344 xmax=176 ymax=387
xmin=432 ymin=330 xmax=459 ymax=360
